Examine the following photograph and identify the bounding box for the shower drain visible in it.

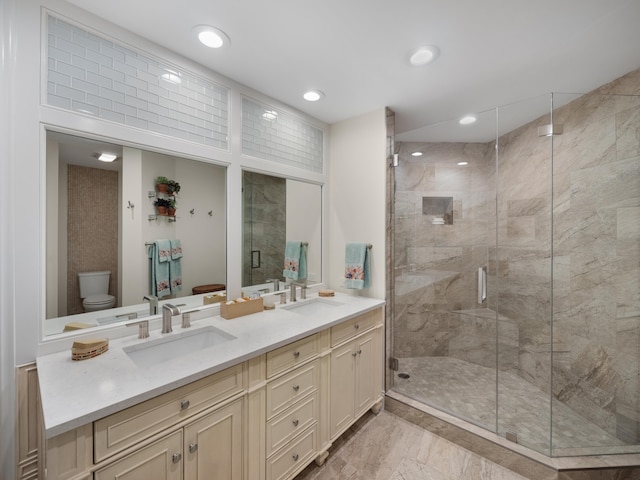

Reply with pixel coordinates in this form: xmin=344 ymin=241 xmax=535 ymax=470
xmin=397 ymin=373 xmax=410 ymax=379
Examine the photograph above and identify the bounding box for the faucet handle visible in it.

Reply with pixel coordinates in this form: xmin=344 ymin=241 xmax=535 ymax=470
xmin=181 ymin=311 xmax=191 ymax=329
xmin=126 ymin=320 xmax=150 ymax=339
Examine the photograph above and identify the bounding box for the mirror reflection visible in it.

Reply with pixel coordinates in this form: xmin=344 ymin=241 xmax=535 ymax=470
xmin=44 ymin=131 xmax=227 ymax=335
xmin=241 ymin=171 xmax=322 ymax=293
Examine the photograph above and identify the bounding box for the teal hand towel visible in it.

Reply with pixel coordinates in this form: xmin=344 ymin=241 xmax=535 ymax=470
xmin=170 ymin=239 xmax=183 ymax=259
xmin=169 ymin=239 xmax=183 ymax=294
xmin=149 ymin=240 xmax=171 ymax=298
xmin=283 ymin=241 xmax=307 ymax=280
xmin=344 ymin=243 xmax=370 ymax=290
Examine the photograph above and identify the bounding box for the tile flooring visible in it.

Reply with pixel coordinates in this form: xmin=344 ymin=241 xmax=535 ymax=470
xmin=294 ymin=410 xmax=531 ymax=480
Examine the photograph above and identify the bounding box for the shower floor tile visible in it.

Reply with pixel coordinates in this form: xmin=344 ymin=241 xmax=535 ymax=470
xmin=393 ymin=356 xmax=630 ymax=454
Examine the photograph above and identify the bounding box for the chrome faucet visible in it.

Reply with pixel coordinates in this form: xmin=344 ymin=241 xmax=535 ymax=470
xmin=162 ymin=304 xmax=180 ymax=333
xmin=290 ymin=281 xmax=307 ymax=301
xmin=143 ymin=295 xmax=158 ymax=316
xmin=266 ymin=278 xmax=280 ymax=292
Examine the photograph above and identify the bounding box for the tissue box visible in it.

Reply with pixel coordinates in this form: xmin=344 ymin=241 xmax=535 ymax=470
xmin=203 ymin=292 xmax=227 ymax=305
xmin=220 ymin=297 xmax=264 ymax=319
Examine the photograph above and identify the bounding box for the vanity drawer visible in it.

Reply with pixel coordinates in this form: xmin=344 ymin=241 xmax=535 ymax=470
xmin=266 ymin=425 xmax=317 ymax=480
xmin=266 ymin=360 xmax=318 ymax=419
xmin=266 ymin=391 xmax=318 ymax=456
xmin=266 ymin=334 xmax=318 ymax=378
xmin=331 ymin=309 xmax=381 ymax=347
xmin=94 ymin=363 xmax=244 ymax=462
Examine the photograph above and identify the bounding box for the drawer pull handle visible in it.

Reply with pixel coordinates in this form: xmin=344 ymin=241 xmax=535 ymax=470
xmin=292 ymin=454 xmax=299 ymax=462
xmin=292 ymin=419 xmax=299 ymax=427
xmin=189 ymin=443 xmax=198 ymax=453
xmin=181 ymin=400 xmax=190 ymax=410
xmin=293 ymin=351 xmax=300 ymax=358
xmin=355 ymin=324 xmax=360 ymax=330
xmin=293 ymin=384 xmax=300 ymax=392
xmin=172 ymin=453 xmax=182 ymax=464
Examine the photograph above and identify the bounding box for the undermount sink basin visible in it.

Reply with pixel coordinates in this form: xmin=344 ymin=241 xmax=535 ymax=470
xmin=124 ymin=326 xmax=236 ymax=368
xmin=281 ymin=297 xmax=344 ymax=316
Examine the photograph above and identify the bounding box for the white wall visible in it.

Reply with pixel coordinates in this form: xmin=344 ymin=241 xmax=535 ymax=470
xmin=286 ymin=180 xmax=322 ymax=283
xmin=328 ymin=109 xmax=387 ymax=300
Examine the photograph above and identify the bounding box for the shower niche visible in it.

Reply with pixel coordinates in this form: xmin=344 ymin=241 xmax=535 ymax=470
xmin=422 ymin=196 xmax=453 ymax=225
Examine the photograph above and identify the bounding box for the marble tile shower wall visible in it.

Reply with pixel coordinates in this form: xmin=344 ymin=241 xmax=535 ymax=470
xmin=241 ymin=172 xmax=286 ymax=287
xmin=47 ymin=16 xmax=229 ymax=149
xmin=393 ymin=67 xmax=640 ymax=447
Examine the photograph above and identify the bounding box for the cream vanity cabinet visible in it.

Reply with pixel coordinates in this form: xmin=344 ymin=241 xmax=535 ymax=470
xmin=42 ymin=305 xmax=384 ymax=480
xmin=46 ymin=363 xmax=245 ymax=480
xmin=330 ymin=309 xmax=383 ymax=439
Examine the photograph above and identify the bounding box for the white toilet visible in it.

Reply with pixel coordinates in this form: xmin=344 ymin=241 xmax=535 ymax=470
xmin=78 ymin=271 xmax=116 ymax=312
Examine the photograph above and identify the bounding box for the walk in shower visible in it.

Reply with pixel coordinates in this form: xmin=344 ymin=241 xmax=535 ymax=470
xmin=388 ymin=78 xmax=640 ymax=457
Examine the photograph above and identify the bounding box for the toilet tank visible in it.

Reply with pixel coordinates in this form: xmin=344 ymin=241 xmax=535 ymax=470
xmin=78 ymin=271 xmax=111 ymax=298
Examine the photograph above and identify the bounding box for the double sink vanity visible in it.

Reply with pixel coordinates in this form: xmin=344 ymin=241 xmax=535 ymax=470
xmin=37 ymin=292 xmax=385 ymax=480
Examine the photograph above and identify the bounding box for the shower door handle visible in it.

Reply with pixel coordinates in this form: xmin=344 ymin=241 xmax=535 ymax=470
xmin=478 ymin=267 xmax=487 ymax=304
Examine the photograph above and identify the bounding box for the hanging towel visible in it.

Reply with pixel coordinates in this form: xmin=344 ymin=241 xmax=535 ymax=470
xmin=169 ymin=239 xmax=183 ymax=294
xmin=171 ymin=239 xmax=183 ymax=259
xmin=344 ymin=243 xmax=370 ymax=290
xmin=283 ymin=241 xmax=307 ymax=280
xmin=149 ymin=240 xmax=172 ymax=298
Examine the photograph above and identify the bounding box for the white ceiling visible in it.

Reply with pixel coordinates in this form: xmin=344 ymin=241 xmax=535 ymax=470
xmin=66 ymin=0 xmax=640 ymax=142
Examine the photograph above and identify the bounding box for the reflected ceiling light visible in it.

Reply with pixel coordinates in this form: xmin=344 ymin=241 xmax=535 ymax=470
xmin=459 ymin=115 xmax=477 ymax=125
xmin=161 ymin=70 xmax=182 ymax=84
xmin=537 ymin=123 xmax=564 ymax=137
xmin=303 ymin=90 xmax=324 ymax=102
xmin=262 ymin=110 xmax=278 ymax=120
xmin=457 ymin=161 xmax=469 ymax=166
xmin=409 ymin=45 xmax=440 ymax=66
xmin=98 ymin=153 xmax=117 ymax=162
xmin=194 ymin=25 xmax=230 ymax=49
xmin=411 ymin=151 xmax=423 ymax=157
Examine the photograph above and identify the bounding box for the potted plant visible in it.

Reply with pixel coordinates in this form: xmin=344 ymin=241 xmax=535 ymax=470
xmin=167 ymin=198 xmax=177 ymax=216
xmin=167 ymin=179 xmax=181 ymax=195
xmin=156 ymin=176 xmax=170 ymax=194
xmin=154 ymin=197 xmax=171 ymax=215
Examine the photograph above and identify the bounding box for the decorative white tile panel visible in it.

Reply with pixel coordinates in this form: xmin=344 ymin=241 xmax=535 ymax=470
xmin=242 ymin=97 xmax=324 ymax=173
xmin=47 ymin=15 xmax=229 ymax=150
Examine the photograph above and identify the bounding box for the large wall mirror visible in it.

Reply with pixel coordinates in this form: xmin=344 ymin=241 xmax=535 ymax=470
xmin=44 ymin=131 xmax=227 ymax=336
xmin=241 ymin=171 xmax=322 ymax=293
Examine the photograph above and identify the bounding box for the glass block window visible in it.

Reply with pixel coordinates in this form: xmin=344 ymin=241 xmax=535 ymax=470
xmin=47 ymin=15 xmax=229 ymax=150
xmin=242 ymin=97 xmax=324 ymax=173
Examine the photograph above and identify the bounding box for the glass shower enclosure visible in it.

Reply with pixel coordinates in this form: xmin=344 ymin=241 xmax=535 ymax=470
xmin=390 ymin=91 xmax=640 ymax=457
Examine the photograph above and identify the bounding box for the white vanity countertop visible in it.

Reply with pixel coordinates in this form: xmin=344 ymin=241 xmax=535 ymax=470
xmin=37 ymin=292 xmax=385 ymax=439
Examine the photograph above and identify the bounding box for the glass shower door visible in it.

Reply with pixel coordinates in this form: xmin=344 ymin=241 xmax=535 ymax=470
xmin=391 ymin=108 xmax=499 ymax=434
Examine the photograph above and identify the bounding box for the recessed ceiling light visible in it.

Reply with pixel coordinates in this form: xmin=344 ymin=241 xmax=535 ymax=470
xmin=459 ymin=115 xmax=477 ymax=125
xmin=457 ymin=161 xmax=469 ymax=166
xmin=409 ymin=45 xmax=440 ymax=67
xmin=411 ymin=152 xmax=423 ymax=157
xmin=98 ymin=153 xmax=117 ymax=162
xmin=194 ymin=25 xmax=230 ymax=49
xmin=303 ymin=90 xmax=325 ymax=102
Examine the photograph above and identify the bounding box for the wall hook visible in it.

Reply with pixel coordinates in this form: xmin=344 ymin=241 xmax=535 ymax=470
xmin=190 ymin=209 xmax=195 ymax=215
xmin=208 ymin=210 xmax=213 ymax=216
xmin=127 ymin=201 xmax=135 ymax=209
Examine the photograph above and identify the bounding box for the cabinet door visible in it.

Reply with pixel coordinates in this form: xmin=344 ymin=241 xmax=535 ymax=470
xmin=329 ymin=342 xmax=356 ymax=438
xmin=355 ymin=332 xmax=376 ymax=417
xmin=184 ymin=398 xmax=243 ymax=480
xmin=94 ymin=430 xmax=183 ymax=480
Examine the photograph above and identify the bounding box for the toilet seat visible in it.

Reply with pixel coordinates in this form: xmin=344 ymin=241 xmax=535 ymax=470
xmin=84 ymin=294 xmax=114 ymax=306
xmin=83 ymin=294 xmax=116 ymax=312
